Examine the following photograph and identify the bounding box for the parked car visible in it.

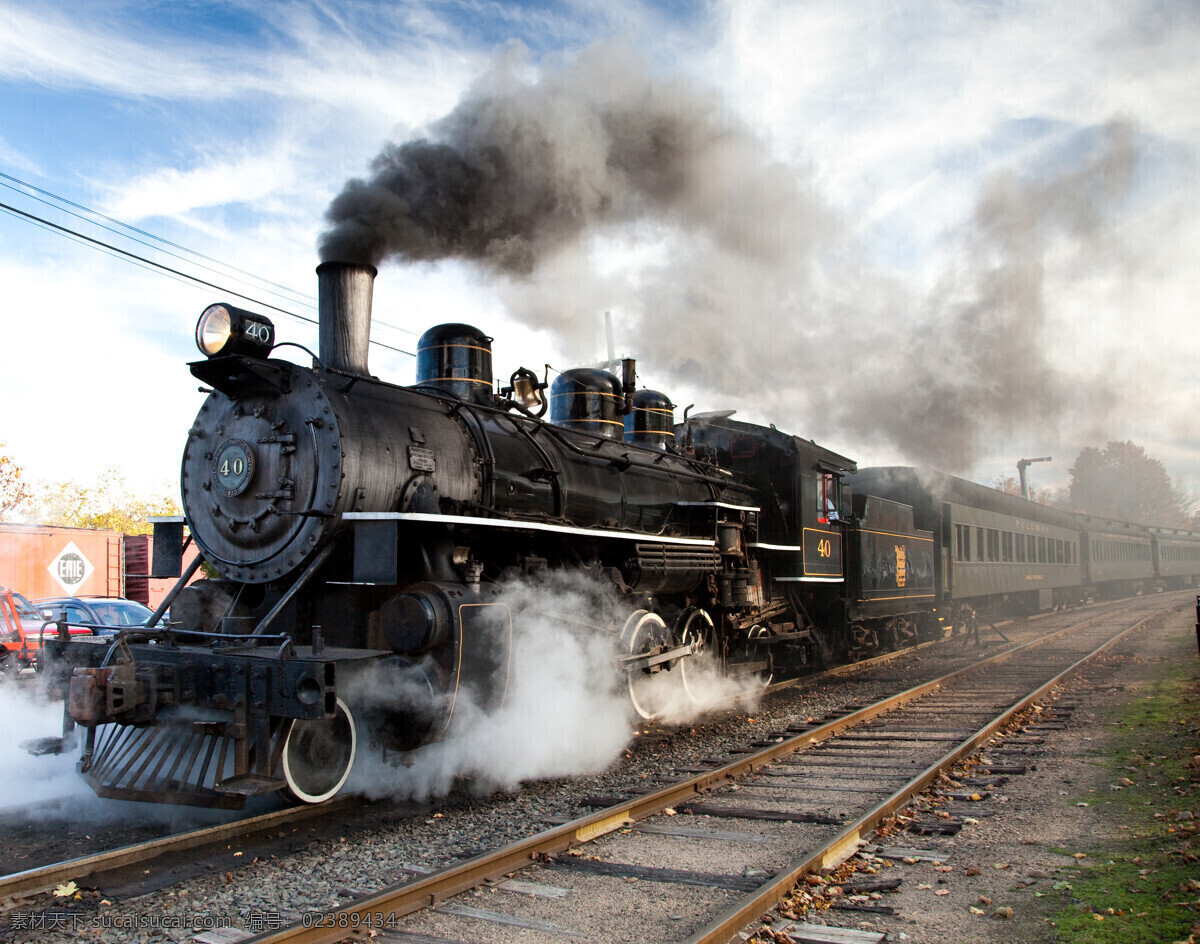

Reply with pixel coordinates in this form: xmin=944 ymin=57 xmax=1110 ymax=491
xmin=33 ymin=596 xmax=163 ymax=636
xmin=1 ymin=586 xmax=53 ymax=672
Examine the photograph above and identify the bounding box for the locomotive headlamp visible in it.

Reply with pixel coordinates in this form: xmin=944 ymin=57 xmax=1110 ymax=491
xmin=196 ymin=303 xmax=275 ymax=358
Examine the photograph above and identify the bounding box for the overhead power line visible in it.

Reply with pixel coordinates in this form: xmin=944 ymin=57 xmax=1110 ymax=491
xmin=0 ymin=195 xmax=416 ymax=359
xmin=0 ymin=200 xmax=316 ymax=322
xmin=0 ymin=171 xmax=419 ymax=342
xmin=0 ymin=171 xmax=314 ymax=306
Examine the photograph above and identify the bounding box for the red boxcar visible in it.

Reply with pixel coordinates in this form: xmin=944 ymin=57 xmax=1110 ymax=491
xmin=0 ymin=523 xmax=124 ymax=600
xmin=0 ymin=524 xmax=200 ymax=611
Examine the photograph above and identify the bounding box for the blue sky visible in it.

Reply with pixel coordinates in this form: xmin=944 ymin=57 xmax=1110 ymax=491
xmin=2 ymin=0 xmax=1198 ymax=503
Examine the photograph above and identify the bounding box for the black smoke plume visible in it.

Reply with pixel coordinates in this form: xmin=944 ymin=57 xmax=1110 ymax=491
xmin=322 ymin=42 xmax=1139 ymax=474
xmin=319 ymin=41 xmax=823 ymax=272
xmin=829 ymin=120 xmax=1137 ymax=469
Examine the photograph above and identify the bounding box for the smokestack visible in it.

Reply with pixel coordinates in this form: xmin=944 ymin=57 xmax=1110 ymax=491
xmin=317 ymin=262 xmax=376 ymax=375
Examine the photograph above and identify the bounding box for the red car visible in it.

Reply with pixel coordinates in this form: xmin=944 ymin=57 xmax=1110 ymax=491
xmin=0 ymin=587 xmax=53 ymax=672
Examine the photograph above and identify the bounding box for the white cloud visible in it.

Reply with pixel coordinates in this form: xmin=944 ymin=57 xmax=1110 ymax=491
xmin=1 ymin=0 xmax=1198 ymax=498
xmin=0 ymin=135 xmax=41 ymax=176
xmin=102 ymin=150 xmax=300 ymax=221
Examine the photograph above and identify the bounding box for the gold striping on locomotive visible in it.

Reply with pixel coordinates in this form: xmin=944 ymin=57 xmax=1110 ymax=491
xmin=416 ymin=342 xmax=493 ymax=354
xmin=554 ymin=417 xmax=626 ymax=428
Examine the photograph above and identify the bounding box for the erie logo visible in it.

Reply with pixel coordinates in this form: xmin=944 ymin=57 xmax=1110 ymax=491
xmin=895 ymin=545 xmax=907 ymax=587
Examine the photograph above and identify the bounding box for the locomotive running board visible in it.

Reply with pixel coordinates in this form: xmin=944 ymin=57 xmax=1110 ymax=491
xmin=81 ymin=720 xmax=274 ymax=810
xmin=343 ymin=511 xmax=717 ymax=547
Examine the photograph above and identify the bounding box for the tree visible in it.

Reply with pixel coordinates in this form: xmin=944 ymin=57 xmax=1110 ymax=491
xmin=1066 ymin=441 xmax=1192 ymax=526
xmin=34 ymin=469 xmax=180 ymax=534
xmin=991 ymin=473 xmax=1062 ymax=507
xmin=0 ymin=442 xmax=34 ymax=521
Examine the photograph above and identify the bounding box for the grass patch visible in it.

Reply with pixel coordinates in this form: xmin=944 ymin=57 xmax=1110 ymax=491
xmin=1047 ymin=649 xmax=1200 ymax=943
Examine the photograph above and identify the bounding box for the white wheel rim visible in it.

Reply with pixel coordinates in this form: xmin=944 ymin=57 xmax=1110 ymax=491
xmin=677 ymin=608 xmax=713 ymax=704
xmin=620 ymin=610 xmax=671 ymax=720
xmin=747 ymin=625 xmax=774 ymax=687
xmin=281 ymin=697 xmax=357 ymax=804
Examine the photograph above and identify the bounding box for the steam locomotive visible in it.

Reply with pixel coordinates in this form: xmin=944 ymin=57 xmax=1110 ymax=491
xmin=35 ymin=263 xmax=1200 ymax=809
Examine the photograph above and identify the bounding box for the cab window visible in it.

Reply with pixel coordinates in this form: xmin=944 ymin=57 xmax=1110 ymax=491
xmin=817 ymin=473 xmax=839 ymax=524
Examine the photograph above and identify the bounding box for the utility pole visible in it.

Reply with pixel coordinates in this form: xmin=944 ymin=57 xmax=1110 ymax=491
xmin=1016 ymin=456 xmax=1052 ymax=500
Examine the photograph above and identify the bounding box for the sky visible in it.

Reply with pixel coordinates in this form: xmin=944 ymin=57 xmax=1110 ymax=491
xmin=1 ymin=0 xmax=1198 ymax=506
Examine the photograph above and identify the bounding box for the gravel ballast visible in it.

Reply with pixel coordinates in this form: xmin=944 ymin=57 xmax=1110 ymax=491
xmin=2 ymin=598 xmax=1194 ymax=944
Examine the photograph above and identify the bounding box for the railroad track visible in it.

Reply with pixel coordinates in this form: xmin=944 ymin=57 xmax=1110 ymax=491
xmin=1 ymin=593 xmax=1180 ymax=941
xmin=0 ymin=797 xmax=360 ymax=907
xmin=0 ymin=595 xmax=1015 ymax=906
xmin=201 ymin=593 xmax=1183 ymax=944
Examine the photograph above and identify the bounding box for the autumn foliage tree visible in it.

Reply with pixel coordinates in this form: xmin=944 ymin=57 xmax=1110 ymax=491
xmin=1066 ymin=441 xmax=1192 ymax=526
xmin=991 ymin=473 xmax=1063 ymax=507
xmin=0 ymin=441 xmax=34 ymax=520
xmin=0 ymin=444 xmax=179 ymax=532
xmin=36 ymin=469 xmax=181 ymax=535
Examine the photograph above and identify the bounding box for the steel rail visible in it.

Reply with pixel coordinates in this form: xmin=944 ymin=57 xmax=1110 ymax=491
xmin=237 ymin=595 xmax=1184 ymax=944
xmin=0 ymin=797 xmax=357 ymax=904
xmin=683 ymin=602 xmax=1179 ymax=944
xmin=0 ymin=596 xmax=1078 ymax=907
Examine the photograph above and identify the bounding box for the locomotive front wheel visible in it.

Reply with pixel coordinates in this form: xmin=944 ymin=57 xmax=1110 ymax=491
xmin=620 ymin=610 xmax=673 ymax=721
xmin=747 ymin=624 xmax=774 ymax=686
xmin=280 ymin=697 xmax=357 ymax=804
xmin=676 ymin=607 xmax=714 ymax=705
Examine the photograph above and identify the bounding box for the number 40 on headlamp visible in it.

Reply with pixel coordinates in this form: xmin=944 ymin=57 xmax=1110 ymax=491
xmin=195 ymin=303 xmax=275 ymax=359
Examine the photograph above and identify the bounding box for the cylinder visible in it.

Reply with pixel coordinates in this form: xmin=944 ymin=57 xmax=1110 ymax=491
xmin=317 ymin=262 xmax=376 ymax=375
xmin=381 ymin=586 xmax=454 ymax=653
xmin=624 ymin=389 xmax=675 ymax=449
xmin=415 ymin=324 xmax=494 ymax=404
xmin=550 ymin=368 xmax=624 ymax=440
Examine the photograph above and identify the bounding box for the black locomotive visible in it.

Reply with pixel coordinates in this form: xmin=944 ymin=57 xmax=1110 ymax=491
xmin=35 ymin=263 xmax=1200 ymax=808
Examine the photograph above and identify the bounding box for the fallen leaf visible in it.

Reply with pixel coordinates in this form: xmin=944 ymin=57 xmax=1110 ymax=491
xmin=53 ymin=881 xmax=78 ymax=898
xmin=969 ymin=906 xmax=985 ymax=915
xmin=936 ymin=889 xmax=950 ymax=896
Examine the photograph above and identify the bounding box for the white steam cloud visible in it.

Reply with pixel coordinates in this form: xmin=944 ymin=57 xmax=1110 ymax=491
xmin=344 ymin=572 xmax=765 ymax=802
xmin=345 ymin=573 xmax=631 ymax=801
xmin=0 ymin=680 xmax=241 ymax=826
